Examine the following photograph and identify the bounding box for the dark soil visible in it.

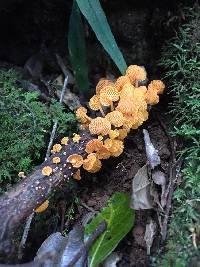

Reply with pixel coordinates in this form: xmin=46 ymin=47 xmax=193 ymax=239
xmin=0 ymin=0 xmax=184 ymax=265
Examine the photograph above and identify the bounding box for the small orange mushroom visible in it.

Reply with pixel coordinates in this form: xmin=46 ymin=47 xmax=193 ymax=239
xmin=18 ymin=172 xmax=26 ymax=178
xmin=61 ymin=137 xmax=69 ymax=145
xmin=146 ymin=88 xmax=159 ymax=105
xmin=89 ymin=117 xmax=111 ymax=136
xmin=35 ymin=200 xmax=49 ymax=213
xmin=114 ymin=75 xmax=131 ymax=92
xmin=73 ymin=169 xmax=81 ymax=180
xmin=118 ymin=128 xmax=128 ymax=140
xmin=85 ymin=139 xmax=104 ymax=154
xmin=148 ymin=80 xmax=165 ymax=94
xmin=109 ymin=129 xmax=119 ymax=140
xmin=67 ymin=154 xmax=83 ymax=168
xmin=83 ymin=153 xmax=102 ymax=173
xmin=76 ymin=107 xmax=91 ymax=123
xmin=105 ymin=110 xmax=124 ymax=127
xmin=104 ymin=139 xmax=124 ymax=157
xmin=89 ymin=95 xmax=105 ymax=116
xmin=52 ymin=157 xmax=61 ymax=164
xmin=42 ymin=166 xmax=53 ymax=176
xmin=72 ymin=134 xmax=81 ymax=143
xmin=96 ymin=79 xmax=114 ymax=95
xmin=125 ymin=65 xmax=147 ymax=84
xmin=99 ymin=85 xmax=119 ymax=110
xmin=52 ymin=144 xmax=62 ymax=153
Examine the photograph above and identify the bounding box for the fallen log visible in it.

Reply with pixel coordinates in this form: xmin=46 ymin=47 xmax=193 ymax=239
xmin=0 ymin=131 xmax=92 ymax=256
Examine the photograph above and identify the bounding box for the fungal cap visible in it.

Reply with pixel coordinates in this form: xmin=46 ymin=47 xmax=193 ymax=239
xmin=148 ymin=80 xmax=165 ymax=94
xmin=100 ymin=85 xmax=119 ymax=106
xmin=89 ymin=95 xmax=101 ymax=111
xmin=125 ymin=65 xmax=147 ymax=83
xmin=52 ymin=157 xmax=61 ymax=164
xmin=118 ymin=128 xmax=128 ymax=140
xmin=73 ymin=169 xmax=81 ymax=180
xmin=52 ymin=144 xmax=62 ymax=153
xmin=61 ymin=137 xmax=69 ymax=145
xmin=96 ymin=79 xmax=114 ymax=95
xmin=76 ymin=107 xmax=91 ymax=123
xmin=104 ymin=139 xmax=124 ymax=157
xmin=105 ymin=110 xmax=124 ymax=127
xmin=83 ymin=153 xmax=102 ymax=173
xmin=109 ymin=129 xmax=119 ymax=140
xmin=35 ymin=200 xmax=49 ymax=213
xmin=89 ymin=117 xmax=111 ymax=136
xmin=85 ymin=139 xmax=104 ymax=153
xmin=114 ymin=75 xmax=131 ymax=92
xmin=72 ymin=134 xmax=81 ymax=143
xmin=18 ymin=172 xmax=25 ymax=178
xmin=67 ymin=154 xmax=84 ymax=168
xmin=42 ymin=166 xmax=53 ymax=176
xmin=146 ymin=88 xmax=159 ymax=105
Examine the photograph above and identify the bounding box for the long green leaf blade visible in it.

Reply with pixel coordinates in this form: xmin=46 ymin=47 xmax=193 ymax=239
xmin=68 ymin=1 xmax=90 ymax=98
xmin=75 ymin=0 xmax=127 ymax=74
xmin=84 ymin=192 xmax=134 ymax=267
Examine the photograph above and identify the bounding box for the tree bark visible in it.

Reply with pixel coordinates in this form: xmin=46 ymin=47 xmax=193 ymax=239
xmin=0 ymin=131 xmax=92 ymax=256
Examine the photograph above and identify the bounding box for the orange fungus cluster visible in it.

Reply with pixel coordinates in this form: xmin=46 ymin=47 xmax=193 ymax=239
xmin=41 ymin=65 xmax=165 ymax=181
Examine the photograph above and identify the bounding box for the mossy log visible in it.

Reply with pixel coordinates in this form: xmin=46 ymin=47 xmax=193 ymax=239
xmin=0 ymin=131 xmax=92 ymax=255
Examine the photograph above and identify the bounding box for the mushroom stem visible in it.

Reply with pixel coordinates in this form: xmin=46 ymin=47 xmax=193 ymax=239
xmin=110 ymin=102 xmax=114 ymax=111
xmin=99 ymin=105 xmax=105 ymax=117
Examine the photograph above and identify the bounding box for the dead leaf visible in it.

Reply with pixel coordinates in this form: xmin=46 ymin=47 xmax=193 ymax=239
xmin=131 ymin=165 xmax=153 ymax=210
xmin=144 ymin=220 xmax=156 ymax=255
xmin=36 ymin=224 xmax=87 ymax=267
xmin=143 ymin=129 xmax=160 ymax=169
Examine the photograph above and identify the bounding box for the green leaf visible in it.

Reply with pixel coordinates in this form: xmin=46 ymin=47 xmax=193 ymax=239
xmin=75 ymin=0 xmax=127 ymax=74
xmin=68 ymin=1 xmax=90 ymax=98
xmin=84 ymin=192 xmax=134 ymax=267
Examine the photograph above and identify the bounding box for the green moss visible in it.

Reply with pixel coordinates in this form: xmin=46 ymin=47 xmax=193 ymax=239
xmin=157 ymin=6 xmax=200 ymax=267
xmin=0 ymin=69 xmax=76 ymax=193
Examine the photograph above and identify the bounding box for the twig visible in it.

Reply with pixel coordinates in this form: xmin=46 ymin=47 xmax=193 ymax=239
xmin=67 ymin=221 xmax=107 ymax=267
xmin=56 ymin=54 xmax=70 ymax=79
xmin=18 ymin=212 xmax=34 ymax=259
xmin=156 ymin=114 xmax=180 ymax=241
xmin=45 ymin=76 xmax=68 ymax=160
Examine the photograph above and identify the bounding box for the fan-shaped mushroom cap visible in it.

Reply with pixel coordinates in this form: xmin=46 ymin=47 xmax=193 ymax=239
xmin=89 ymin=95 xmax=101 ymax=111
xmin=148 ymin=80 xmax=165 ymax=94
xmin=116 ymin=84 xmax=136 ymax=115
xmin=96 ymin=146 xmax=111 ymax=159
xmin=85 ymin=139 xmax=104 ymax=153
xmin=72 ymin=134 xmax=81 ymax=143
xmin=67 ymin=154 xmax=83 ymax=168
xmin=52 ymin=144 xmax=62 ymax=153
xmin=100 ymin=85 xmax=119 ymax=106
xmin=146 ymin=88 xmax=159 ymax=105
xmin=42 ymin=166 xmax=53 ymax=176
xmin=61 ymin=137 xmax=69 ymax=145
xmin=105 ymin=110 xmax=124 ymax=127
xmin=52 ymin=157 xmax=61 ymax=164
xmin=76 ymin=107 xmax=91 ymax=123
xmin=104 ymin=139 xmax=124 ymax=157
xmin=89 ymin=117 xmax=111 ymax=136
xmin=114 ymin=75 xmax=131 ymax=92
xmin=73 ymin=169 xmax=81 ymax=180
xmin=125 ymin=65 xmax=147 ymax=83
xmin=96 ymin=79 xmax=114 ymax=95
xmin=35 ymin=200 xmax=49 ymax=213
xmin=131 ymin=110 xmax=149 ymax=129
xmin=118 ymin=128 xmax=128 ymax=140
xmin=109 ymin=129 xmax=119 ymax=140
xmin=83 ymin=153 xmax=102 ymax=173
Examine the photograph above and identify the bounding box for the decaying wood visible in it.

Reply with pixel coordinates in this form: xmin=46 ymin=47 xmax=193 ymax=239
xmin=0 ymin=131 xmax=92 ymax=256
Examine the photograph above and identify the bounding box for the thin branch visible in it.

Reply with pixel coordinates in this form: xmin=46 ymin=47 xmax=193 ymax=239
xmin=67 ymin=221 xmax=107 ymax=267
xmin=45 ymin=76 xmax=68 ymax=160
xmin=18 ymin=212 xmax=34 ymax=259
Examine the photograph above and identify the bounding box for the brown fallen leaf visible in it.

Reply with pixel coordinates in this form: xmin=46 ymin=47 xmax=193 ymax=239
xmin=131 ymin=165 xmax=154 ymax=210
